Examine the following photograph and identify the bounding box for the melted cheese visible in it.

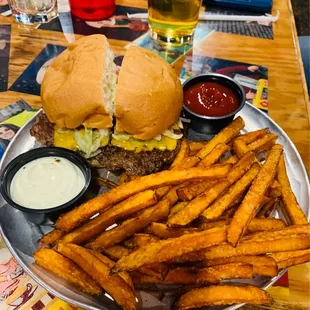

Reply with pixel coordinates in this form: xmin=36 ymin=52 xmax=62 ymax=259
xmin=54 ymin=130 xmax=77 ymax=150
xmin=54 ymin=128 xmax=178 ymax=153
xmin=54 ymin=129 xmax=109 ymax=151
xmin=111 ymin=136 xmax=177 ymax=152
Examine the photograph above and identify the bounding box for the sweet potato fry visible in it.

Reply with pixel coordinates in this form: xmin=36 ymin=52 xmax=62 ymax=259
xmin=119 ymin=272 xmax=135 ymax=293
xmin=188 ymin=141 xmax=208 ymax=156
xmin=151 ymin=222 xmax=200 ymax=239
xmin=226 ymin=151 xmax=256 ymax=184
xmin=177 ymin=285 xmax=273 ymax=309
xmin=196 ymin=116 xmax=245 ymax=159
xmin=270 ymin=249 xmax=310 ymax=269
xmin=227 ymin=144 xmax=283 ymax=246
xmin=60 ymin=190 xmax=157 ymax=244
xmin=162 ymin=185 xmax=183 ymax=205
xmin=256 ymin=197 xmax=279 ymax=218
xmin=177 ymin=180 xmax=218 ymax=201
xmin=207 ymin=235 xmax=310 ymax=260
xmin=234 ymin=136 xmax=280 ymax=169
xmin=234 ymin=128 xmax=269 ymax=144
xmin=200 ymin=255 xmax=278 ymax=277
xmin=101 ymin=244 xmax=167 ymax=279
xmin=112 ymin=226 xmax=227 ymax=273
xmin=135 ymin=241 xmax=169 ymax=280
xmin=56 ymin=165 xmax=232 ymax=232
xmin=220 ymin=206 xmax=237 ymax=219
xmin=245 ymin=218 xmax=286 ymax=234
xmin=168 ymin=180 xmax=230 ymax=227
xmin=130 ymin=272 xmax=161 ymax=285
xmin=227 ymin=191 xmax=245 ymax=208
xmin=133 ymin=233 xmax=159 ymax=247
xmin=170 ymin=140 xmax=190 ymax=169
xmin=233 ymin=139 xmax=249 ymax=159
xmin=138 ymin=263 xmax=169 ymax=280
xmin=86 ymin=200 xmax=170 ymax=250
xmin=169 ymin=201 xmax=188 ymax=217
xmin=130 ymin=233 xmax=168 ymax=280
xmin=174 ymin=156 xmax=200 ymax=170
xmin=276 ymin=153 xmax=308 ymax=224
xmin=132 ymin=263 xmax=253 ymax=285
xmin=118 ymin=174 xmax=140 ymax=185
xmin=89 ymin=250 xmax=134 ymax=292
xmin=170 ymin=153 xmax=256 ymax=226
xmin=118 ymin=173 xmax=130 ymax=185
xmin=177 ymin=151 xmax=255 ymax=202
xmin=202 ymin=163 xmax=260 ymax=220
xmin=242 ymin=224 xmax=310 ymax=242
xmin=198 ymin=144 xmax=230 ymax=167
xmin=33 ymin=248 xmax=102 ymax=295
xmin=174 ymin=234 xmax=310 ymax=262
xmin=248 ymin=133 xmax=278 ymax=153
xmin=270 ymin=179 xmax=281 ymax=188
xmin=265 ymin=180 xmax=282 ymax=198
xmin=158 ymin=155 xmax=210 ymax=201
xmin=55 ymin=243 xmax=137 ymax=310
xmin=268 ymin=186 xmax=282 ymax=198
xmin=199 ymin=218 xmax=286 ymax=235
xmin=221 ymin=155 xmax=238 ymax=164
xmin=156 ymin=155 xmax=199 ymax=199
xmin=155 ymin=186 xmax=171 ymax=200
xmin=260 ymin=195 xmax=271 ymax=207
xmin=39 ymin=229 xmax=64 ymax=245
xmin=138 ymin=259 xmax=169 ymax=280
xmin=123 ymin=237 xmax=135 ymax=249
xmin=115 ymin=239 xmax=169 ymax=279
xmin=198 ymin=219 xmax=229 ymax=230
xmin=221 ymin=155 xmax=238 ymax=165
xmin=102 ymin=245 xmax=130 ymax=261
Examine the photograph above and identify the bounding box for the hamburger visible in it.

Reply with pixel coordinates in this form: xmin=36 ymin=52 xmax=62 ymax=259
xmin=30 ymin=35 xmax=183 ymax=175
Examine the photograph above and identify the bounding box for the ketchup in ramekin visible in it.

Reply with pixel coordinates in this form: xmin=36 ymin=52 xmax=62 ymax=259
xmin=182 ymin=74 xmax=245 ymax=134
xmin=184 ymin=82 xmax=240 ymax=117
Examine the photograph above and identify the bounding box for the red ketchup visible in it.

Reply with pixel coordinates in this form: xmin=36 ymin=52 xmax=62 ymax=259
xmin=184 ymin=82 xmax=240 ymax=117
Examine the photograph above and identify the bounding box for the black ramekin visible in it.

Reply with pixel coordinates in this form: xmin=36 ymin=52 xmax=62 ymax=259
xmin=0 ymin=147 xmax=91 ymax=223
xmin=182 ymin=73 xmax=246 ymax=134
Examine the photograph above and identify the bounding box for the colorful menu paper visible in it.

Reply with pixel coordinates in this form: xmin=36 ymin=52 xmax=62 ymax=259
xmin=0 ymin=100 xmax=36 ymax=159
xmin=9 ymin=45 xmax=66 ymax=96
xmin=0 ymin=24 xmax=11 ymax=92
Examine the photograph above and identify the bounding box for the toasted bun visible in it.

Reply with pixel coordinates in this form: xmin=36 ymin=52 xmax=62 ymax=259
xmin=114 ymin=46 xmax=183 ymax=140
xmin=41 ymin=35 xmax=116 ymax=129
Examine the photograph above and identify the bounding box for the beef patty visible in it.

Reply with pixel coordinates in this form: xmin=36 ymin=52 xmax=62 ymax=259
xmin=30 ymin=113 xmax=181 ymax=176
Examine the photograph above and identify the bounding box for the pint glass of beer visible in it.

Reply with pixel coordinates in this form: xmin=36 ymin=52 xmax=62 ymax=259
xmin=148 ymin=0 xmax=202 ymax=45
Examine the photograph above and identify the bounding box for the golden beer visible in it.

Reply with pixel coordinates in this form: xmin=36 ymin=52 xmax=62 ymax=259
xmin=148 ymin=0 xmax=201 ymax=45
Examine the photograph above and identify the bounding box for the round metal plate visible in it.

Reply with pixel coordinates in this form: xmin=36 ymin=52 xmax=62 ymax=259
xmin=0 ymin=103 xmax=309 ymax=310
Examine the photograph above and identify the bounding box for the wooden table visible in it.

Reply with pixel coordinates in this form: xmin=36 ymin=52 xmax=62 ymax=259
xmin=0 ymin=0 xmax=309 ymax=309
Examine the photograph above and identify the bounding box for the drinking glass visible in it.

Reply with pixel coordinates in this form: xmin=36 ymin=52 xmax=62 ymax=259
xmin=148 ymin=0 xmax=202 ymax=45
xmin=8 ymin=0 xmax=58 ymax=24
xmin=69 ymin=0 xmax=115 ymax=21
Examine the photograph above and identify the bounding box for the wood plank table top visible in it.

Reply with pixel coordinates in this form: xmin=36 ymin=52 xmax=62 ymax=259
xmin=0 ymin=0 xmax=309 ymax=309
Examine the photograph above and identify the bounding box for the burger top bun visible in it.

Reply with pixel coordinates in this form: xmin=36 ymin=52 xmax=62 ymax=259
xmin=41 ymin=35 xmax=116 ymax=129
xmin=114 ymin=46 xmax=183 ymax=140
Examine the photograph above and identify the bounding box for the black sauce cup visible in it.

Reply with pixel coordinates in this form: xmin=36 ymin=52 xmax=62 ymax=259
xmin=0 ymin=147 xmax=91 ymax=224
xmin=182 ymin=73 xmax=246 ymax=135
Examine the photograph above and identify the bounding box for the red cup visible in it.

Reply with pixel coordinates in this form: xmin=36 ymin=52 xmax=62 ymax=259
xmin=69 ymin=0 xmax=116 ymax=21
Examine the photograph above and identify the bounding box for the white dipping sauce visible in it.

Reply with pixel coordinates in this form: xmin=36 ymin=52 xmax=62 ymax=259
xmin=10 ymin=157 xmax=85 ymax=210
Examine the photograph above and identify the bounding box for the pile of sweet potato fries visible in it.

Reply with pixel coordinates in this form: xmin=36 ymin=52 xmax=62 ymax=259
xmin=34 ymin=116 xmax=310 ymax=310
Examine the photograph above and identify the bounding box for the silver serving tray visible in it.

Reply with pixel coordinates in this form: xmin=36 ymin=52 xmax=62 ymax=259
xmin=0 ymin=103 xmax=309 ymax=310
